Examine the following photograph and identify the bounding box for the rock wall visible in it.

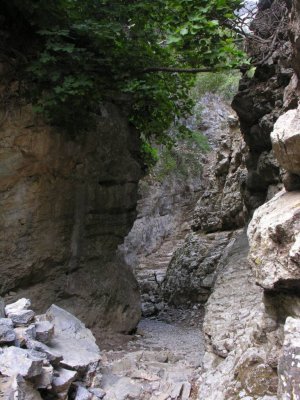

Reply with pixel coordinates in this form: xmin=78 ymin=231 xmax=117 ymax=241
xmin=120 ymin=94 xmax=220 ymax=316
xmin=232 ymin=0 xmax=292 ymax=214
xmin=198 ymin=0 xmax=300 ymax=398
xmin=121 ymin=94 xmax=246 ymax=315
xmin=163 ymin=99 xmax=247 ymax=306
xmin=0 ymin=96 xmax=143 ymax=334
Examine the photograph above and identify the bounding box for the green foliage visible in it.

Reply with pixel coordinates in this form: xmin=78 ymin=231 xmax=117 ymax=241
xmin=141 ymin=139 xmax=159 ymax=168
xmin=153 ymin=131 xmax=209 ymax=182
xmin=155 ymin=148 xmax=178 ymax=182
xmin=191 ymin=70 xmax=241 ymax=101
xmin=188 ymin=132 xmax=210 ymax=152
xmin=1 ymin=0 xmax=245 ymax=142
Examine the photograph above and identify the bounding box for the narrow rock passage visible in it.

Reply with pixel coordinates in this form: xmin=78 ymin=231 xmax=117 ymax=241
xmin=100 ymin=307 xmax=205 ymax=400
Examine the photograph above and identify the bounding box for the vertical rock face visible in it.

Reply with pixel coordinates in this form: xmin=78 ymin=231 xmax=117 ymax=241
xmin=163 ymin=98 xmax=247 ymax=307
xmin=192 ymin=113 xmax=247 ymax=233
xmin=0 ymin=100 xmax=143 ymax=334
xmin=232 ymin=0 xmax=291 ymax=214
xmin=198 ymin=1 xmax=300 ymax=398
xmin=121 ymin=94 xmax=247 ymax=314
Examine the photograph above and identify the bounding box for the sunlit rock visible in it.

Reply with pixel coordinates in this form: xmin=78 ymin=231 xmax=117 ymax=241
xmin=248 ymin=190 xmax=300 ymax=289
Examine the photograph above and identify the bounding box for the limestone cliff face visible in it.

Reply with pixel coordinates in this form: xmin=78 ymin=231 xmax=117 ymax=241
xmin=163 ymin=98 xmax=247 ymax=307
xmin=198 ymin=1 xmax=300 ymax=398
xmin=121 ymin=94 xmax=246 ymax=315
xmin=119 ymin=98 xmax=206 ymax=316
xmin=232 ymin=0 xmax=292 ymax=214
xmin=0 ymin=99 xmax=143 ymax=334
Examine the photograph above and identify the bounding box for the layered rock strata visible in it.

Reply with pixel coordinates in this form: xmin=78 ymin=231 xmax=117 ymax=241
xmin=0 ymin=97 xmax=143 ymax=333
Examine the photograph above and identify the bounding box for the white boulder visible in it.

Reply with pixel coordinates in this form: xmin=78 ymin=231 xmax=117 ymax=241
xmin=271 ymin=106 xmax=300 ymax=175
xmin=248 ymin=190 xmax=300 ymax=289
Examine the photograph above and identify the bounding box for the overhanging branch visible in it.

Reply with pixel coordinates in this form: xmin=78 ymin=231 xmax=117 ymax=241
xmin=143 ymin=66 xmax=247 ymax=74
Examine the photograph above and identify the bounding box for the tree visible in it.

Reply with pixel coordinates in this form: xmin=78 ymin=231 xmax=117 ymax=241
xmin=0 ymin=0 xmax=246 ymax=148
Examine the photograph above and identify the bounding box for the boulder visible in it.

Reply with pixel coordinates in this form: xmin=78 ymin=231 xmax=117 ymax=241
xmin=14 ymin=324 xmax=36 ymax=347
xmin=9 ymin=309 xmax=35 ymax=326
xmin=32 ymin=365 xmax=54 ymax=389
xmin=0 ymin=346 xmax=43 ymax=378
xmin=25 ymin=338 xmax=63 ymax=365
xmin=271 ymin=107 xmax=300 ymax=175
xmin=75 ymin=385 xmax=93 ymax=400
xmin=89 ymin=387 xmax=106 ymax=399
xmin=5 ymin=298 xmax=31 ymax=315
xmin=52 ymin=367 xmax=77 ymax=394
xmin=0 ymin=317 xmax=13 ymax=327
xmin=278 ymin=317 xmax=300 ymax=399
xmin=0 ymin=323 xmax=15 ymax=344
xmin=35 ymin=320 xmax=54 ymax=343
xmin=248 ymin=190 xmax=300 ymax=289
xmin=46 ymin=304 xmax=101 ymax=370
xmin=283 ymin=171 xmax=300 ymax=191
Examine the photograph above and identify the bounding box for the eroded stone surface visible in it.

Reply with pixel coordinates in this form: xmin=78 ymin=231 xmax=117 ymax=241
xmin=278 ymin=317 xmax=300 ymax=400
xmin=0 ymin=102 xmax=143 ymax=334
xmin=9 ymin=309 xmax=35 ymax=326
xmin=5 ymin=298 xmax=31 ymax=314
xmin=35 ymin=320 xmax=54 ymax=343
xmin=0 ymin=323 xmax=15 ymax=344
xmin=14 ymin=324 xmax=36 ymax=347
xmin=52 ymin=367 xmax=77 ymax=394
xmin=198 ymin=232 xmax=281 ymax=399
xmin=271 ymin=107 xmax=300 ymax=176
xmin=1 ymin=375 xmax=43 ymax=400
xmin=0 ymin=346 xmax=43 ymax=378
xmin=248 ymin=190 xmax=300 ymax=289
xmin=46 ymin=304 xmax=101 ymax=370
xmin=163 ymin=231 xmax=237 ymax=305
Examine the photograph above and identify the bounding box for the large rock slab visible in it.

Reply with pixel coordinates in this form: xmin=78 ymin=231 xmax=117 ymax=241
xmin=248 ymin=190 xmax=300 ymax=289
xmin=46 ymin=304 xmax=101 ymax=370
xmin=271 ymin=107 xmax=300 ymax=176
xmin=198 ymin=232 xmax=280 ymax=399
xmin=25 ymin=338 xmax=63 ymax=364
xmin=278 ymin=317 xmax=300 ymax=399
xmin=0 ymin=346 xmax=43 ymax=378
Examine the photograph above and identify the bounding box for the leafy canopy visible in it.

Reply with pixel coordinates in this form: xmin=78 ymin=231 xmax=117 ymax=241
xmin=1 ymin=0 xmax=245 ymax=146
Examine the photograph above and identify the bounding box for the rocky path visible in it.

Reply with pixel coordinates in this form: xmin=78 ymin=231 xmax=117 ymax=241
xmin=100 ymin=307 xmax=205 ymax=400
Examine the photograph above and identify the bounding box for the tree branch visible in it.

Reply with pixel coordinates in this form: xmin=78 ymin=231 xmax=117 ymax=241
xmin=143 ymin=66 xmax=246 ymax=74
xmin=144 ymin=66 xmax=224 ymax=73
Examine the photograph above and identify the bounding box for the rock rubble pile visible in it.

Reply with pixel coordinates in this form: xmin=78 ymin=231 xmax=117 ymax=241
xmin=0 ymin=298 xmax=104 ymax=400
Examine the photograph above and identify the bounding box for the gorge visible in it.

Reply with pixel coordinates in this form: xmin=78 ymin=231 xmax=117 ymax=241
xmin=1 ymin=0 xmax=300 ymax=399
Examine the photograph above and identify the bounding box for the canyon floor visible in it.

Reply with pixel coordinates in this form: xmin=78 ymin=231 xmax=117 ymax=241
xmin=99 ymin=306 xmax=205 ymax=400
